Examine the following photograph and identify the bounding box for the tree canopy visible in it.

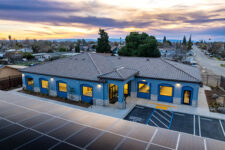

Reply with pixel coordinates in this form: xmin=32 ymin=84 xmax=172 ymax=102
xmin=75 ymin=39 xmax=81 ymax=53
xmin=182 ymin=36 xmax=187 ymax=45
xmin=118 ymin=32 xmax=160 ymax=57
xmin=96 ymin=29 xmax=111 ymax=53
xmin=187 ymin=35 xmax=193 ymax=50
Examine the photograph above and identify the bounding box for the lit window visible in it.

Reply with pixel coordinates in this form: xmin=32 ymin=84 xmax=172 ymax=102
xmin=184 ymin=90 xmax=191 ymax=104
xmin=83 ymin=86 xmax=93 ymax=97
xmin=59 ymin=83 xmax=67 ymax=92
xmin=41 ymin=80 xmax=48 ymax=89
xmin=124 ymin=84 xmax=128 ymax=95
xmin=138 ymin=83 xmax=149 ymax=93
xmin=27 ymin=78 xmax=33 ymax=86
xmin=160 ymin=86 xmax=173 ymax=96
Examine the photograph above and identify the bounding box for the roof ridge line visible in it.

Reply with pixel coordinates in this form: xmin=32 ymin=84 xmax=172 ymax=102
xmin=116 ymin=67 xmax=124 ymax=78
xmin=98 ymin=70 xmax=115 ymax=77
xmin=161 ymin=58 xmax=200 ymax=81
xmin=87 ymin=53 xmax=102 ymax=75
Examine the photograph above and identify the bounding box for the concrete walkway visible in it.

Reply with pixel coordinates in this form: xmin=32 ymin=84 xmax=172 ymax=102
xmin=6 ymin=86 xmax=225 ymax=120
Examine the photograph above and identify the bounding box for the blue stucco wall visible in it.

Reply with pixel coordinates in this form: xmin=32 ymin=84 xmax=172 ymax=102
xmin=22 ymin=72 xmax=199 ymax=106
xmin=135 ymin=77 xmax=199 ymax=104
xmin=22 ymin=73 xmax=105 ymax=101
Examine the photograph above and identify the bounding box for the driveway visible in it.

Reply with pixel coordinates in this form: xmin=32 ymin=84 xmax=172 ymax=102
xmin=192 ymin=45 xmax=225 ymax=76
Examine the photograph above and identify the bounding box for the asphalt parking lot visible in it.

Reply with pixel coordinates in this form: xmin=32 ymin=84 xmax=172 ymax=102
xmin=125 ymin=105 xmax=225 ymax=142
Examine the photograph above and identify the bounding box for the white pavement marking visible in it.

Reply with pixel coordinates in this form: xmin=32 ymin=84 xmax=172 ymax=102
xmin=155 ymin=111 xmax=170 ymax=123
xmin=159 ymin=110 xmax=172 ymax=118
xmin=193 ymin=115 xmax=196 ymax=135
xmin=219 ymin=120 xmax=225 ymax=137
xmin=198 ymin=116 xmax=201 ymax=136
xmin=152 ymin=115 xmax=169 ymax=128
xmin=175 ymin=133 xmax=181 ymax=150
xmin=150 ymin=120 xmax=159 ymax=127
xmin=174 ymin=113 xmax=185 ymax=116
xmin=201 ymin=117 xmax=213 ymax=121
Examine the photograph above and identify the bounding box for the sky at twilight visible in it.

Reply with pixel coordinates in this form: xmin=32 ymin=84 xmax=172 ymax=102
xmin=0 ymin=0 xmax=225 ymax=41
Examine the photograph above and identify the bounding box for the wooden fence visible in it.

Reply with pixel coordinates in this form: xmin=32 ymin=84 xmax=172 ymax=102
xmin=0 ymin=75 xmax=22 ymax=90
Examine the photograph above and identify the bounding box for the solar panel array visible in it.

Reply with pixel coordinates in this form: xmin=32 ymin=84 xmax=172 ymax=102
xmin=0 ymin=91 xmax=224 ymax=150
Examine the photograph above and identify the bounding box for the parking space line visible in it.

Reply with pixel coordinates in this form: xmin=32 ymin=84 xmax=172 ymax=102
xmin=152 ymin=115 xmax=169 ymax=128
xmin=193 ymin=115 xmax=195 ymax=135
xmin=145 ymin=109 xmax=155 ymax=125
xmin=219 ymin=120 xmax=225 ymax=137
xmin=173 ymin=113 xmax=185 ymax=116
xmin=150 ymin=120 xmax=159 ymax=127
xmin=201 ymin=118 xmax=213 ymax=121
xmin=159 ymin=109 xmax=172 ymax=118
xmin=155 ymin=111 xmax=170 ymax=123
xmin=168 ymin=112 xmax=174 ymax=129
xmin=198 ymin=116 xmax=201 ymax=136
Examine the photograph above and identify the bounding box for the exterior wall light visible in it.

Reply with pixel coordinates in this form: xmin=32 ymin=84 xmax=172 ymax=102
xmin=175 ymin=83 xmax=181 ymax=87
xmin=22 ymin=74 xmax=24 ymax=77
xmin=142 ymin=80 xmax=146 ymax=82
xmin=97 ymin=84 xmax=102 ymax=88
xmin=50 ymin=78 xmax=54 ymax=82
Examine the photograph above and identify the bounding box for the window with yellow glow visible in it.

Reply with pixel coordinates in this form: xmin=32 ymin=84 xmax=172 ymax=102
xmin=183 ymin=90 xmax=191 ymax=104
xmin=41 ymin=80 xmax=48 ymax=89
xmin=138 ymin=83 xmax=149 ymax=93
xmin=124 ymin=84 xmax=128 ymax=95
xmin=27 ymin=78 xmax=33 ymax=86
xmin=83 ymin=86 xmax=93 ymax=97
xmin=59 ymin=83 xmax=67 ymax=92
xmin=160 ymin=86 xmax=173 ymax=96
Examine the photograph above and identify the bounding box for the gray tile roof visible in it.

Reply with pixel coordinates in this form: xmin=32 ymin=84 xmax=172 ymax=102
xmin=21 ymin=53 xmax=202 ymax=83
xmin=98 ymin=67 xmax=139 ymax=80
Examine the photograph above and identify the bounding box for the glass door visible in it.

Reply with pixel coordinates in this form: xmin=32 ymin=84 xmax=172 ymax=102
xmin=109 ymin=84 xmax=118 ymax=104
xmin=183 ymin=90 xmax=191 ymax=105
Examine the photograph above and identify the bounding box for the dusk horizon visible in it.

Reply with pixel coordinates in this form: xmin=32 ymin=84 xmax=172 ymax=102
xmin=0 ymin=0 xmax=225 ymax=41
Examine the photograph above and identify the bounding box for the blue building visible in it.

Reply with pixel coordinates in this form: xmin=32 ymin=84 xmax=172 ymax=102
xmin=21 ymin=53 xmax=202 ymax=109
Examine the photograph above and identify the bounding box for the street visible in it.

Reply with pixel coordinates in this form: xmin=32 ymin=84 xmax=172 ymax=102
xmin=193 ymin=45 xmax=225 ymax=76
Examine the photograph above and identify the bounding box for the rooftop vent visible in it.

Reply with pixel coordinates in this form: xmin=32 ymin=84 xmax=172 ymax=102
xmin=82 ymin=58 xmax=85 ymax=61
xmin=146 ymin=58 xmax=150 ymax=61
xmin=118 ymin=57 xmax=121 ymax=60
xmin=75 ymin=58 xmax=78 ymax=60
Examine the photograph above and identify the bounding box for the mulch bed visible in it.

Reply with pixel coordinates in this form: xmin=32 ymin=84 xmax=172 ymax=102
xmin=19 ymin=90 xmax=91 ymax=108
xmin=205 ymin=87 xmax=225 ymax=113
